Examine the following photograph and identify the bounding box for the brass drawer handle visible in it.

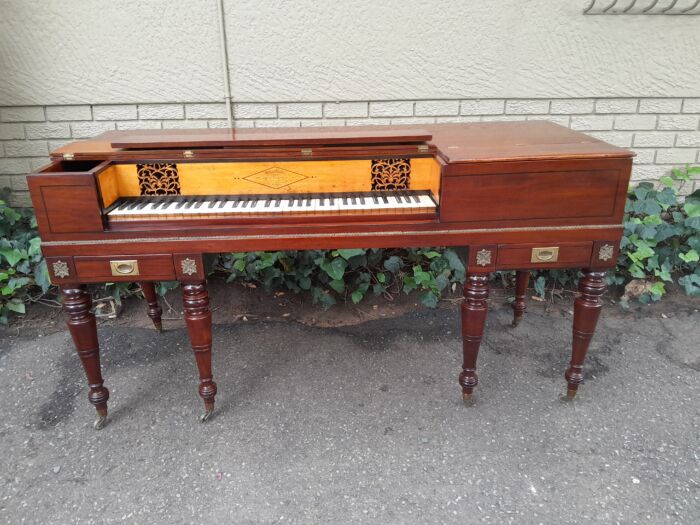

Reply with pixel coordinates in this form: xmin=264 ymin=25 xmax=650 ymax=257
xmin=110 ymin=260 xmax=140 ymax=276
xmin=531 ymin=247 xmax=559 ymax=263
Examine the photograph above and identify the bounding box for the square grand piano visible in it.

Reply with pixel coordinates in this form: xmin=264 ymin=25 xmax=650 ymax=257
xmin=28 ymin=122 xmax=633 ymax=429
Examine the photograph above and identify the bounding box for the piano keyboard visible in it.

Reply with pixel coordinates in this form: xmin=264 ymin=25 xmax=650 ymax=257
xmin=107 ymin=191 xmax=437 ymax=221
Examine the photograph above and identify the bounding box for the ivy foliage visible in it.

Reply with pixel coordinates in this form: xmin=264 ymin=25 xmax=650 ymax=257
xmin=0 ymin=193 xmax=50 ymax=324
xmin=216 ymin=247 xmax=466 ymax=309
xmin=615 ymin=165 xmax=700 ymax=303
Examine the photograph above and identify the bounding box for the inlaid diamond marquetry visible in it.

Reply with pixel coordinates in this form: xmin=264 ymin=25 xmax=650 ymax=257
xmin=475 ymin=249 xmax=492 ymax=267
xmin=243 ymin=167 xmax=308 ymax=189
xmin=181 ymin=258 xmax=197 ymax=276
xmin=598 ymin=244 xmax=614 ymax=261
xmin=52 ymin=260 xmax=70 ymax=278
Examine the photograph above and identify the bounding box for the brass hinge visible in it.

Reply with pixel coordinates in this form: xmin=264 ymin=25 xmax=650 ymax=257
xmin=183 ymin=150 xmax=195 ymax=158
xmin=417 ymin=144 xmax=429 ymax=152
xmin=62 ymin=152 xmax=75 ymax=160
xmin=301 ymin=148 xmax=313 ymax=156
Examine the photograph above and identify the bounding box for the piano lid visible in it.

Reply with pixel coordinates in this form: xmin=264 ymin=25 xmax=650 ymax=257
xmin=110 ymin=127 xmax=433 ymax=149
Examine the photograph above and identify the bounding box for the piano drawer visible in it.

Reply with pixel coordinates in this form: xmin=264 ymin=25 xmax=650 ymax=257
xmin=74 ymin=254 xmax=176 ymax=282
xmin=497 ymin=242 xmax=593 ymax=270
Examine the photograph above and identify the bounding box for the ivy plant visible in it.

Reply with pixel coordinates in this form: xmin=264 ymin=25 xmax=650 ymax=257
xmin=0 ymin=193 xmax=51 ymax=324
xmin=216 ymin=247 xmax=465 ymax=309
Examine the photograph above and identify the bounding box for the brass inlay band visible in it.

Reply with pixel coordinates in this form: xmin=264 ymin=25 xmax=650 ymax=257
xmin=42 ymin=224 xmax=622 ymax=247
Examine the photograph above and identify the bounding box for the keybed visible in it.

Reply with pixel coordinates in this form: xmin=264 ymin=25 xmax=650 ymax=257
xmin=107 ymin=190 xmax=437 ymax=221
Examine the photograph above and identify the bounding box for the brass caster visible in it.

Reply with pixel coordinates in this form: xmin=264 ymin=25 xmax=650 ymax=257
xmin=93 ymin=414 xmax=108 ymax=430
xmin=559 ymin=389 xmax=578 ymax=403
xmin=462 ymin=393 xmax=474 ymax=407
xmin=200 ymin=406 xmax=214 ymax=423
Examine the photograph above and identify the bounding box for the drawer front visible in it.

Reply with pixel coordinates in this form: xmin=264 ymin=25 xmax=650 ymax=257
xmin=74 ymin=254 xmax=175 ymax=282
xmin=497 ymin=242 xmax=593 ymax=270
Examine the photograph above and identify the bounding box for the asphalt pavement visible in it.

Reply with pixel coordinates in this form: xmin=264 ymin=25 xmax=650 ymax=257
xmin=1 ymin=302 xmax=698 ymax=524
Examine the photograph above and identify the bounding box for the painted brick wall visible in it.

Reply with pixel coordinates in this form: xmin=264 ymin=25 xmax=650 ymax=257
xmin=1 ymin=98 xmax=699 ymax=208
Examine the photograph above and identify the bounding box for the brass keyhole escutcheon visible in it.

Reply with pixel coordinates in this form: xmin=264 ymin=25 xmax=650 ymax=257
xmin=110 ymin=260 xmax=140 ymax=276
xmin=531 ymin=247 xmax=559 ymax=263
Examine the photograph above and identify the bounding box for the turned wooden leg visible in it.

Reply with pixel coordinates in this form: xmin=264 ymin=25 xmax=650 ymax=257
xmin=139 ymin=281 xmax=163 ymax=331
xmin=512 ymin=270 xmax=529 ymax=327
xmin=565 ymin=270 xmax=607 ymax=399
xmin=61 ymin=285 xmax=109 ymax=429
xmin=181 ymin=281 xmax=217 ymax=421
xmin=459 ymin=274 xmax=489 ymax=406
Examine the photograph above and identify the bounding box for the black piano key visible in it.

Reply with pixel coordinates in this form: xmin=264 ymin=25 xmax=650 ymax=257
xmin=351 ymin=196 xmax=357 ymax=205
xmin=193 ymin=199 xmax=204 ymax=209
xmin=265 ymin=199 xmax=272 ymax=208
xmin=157 ymin=198 xmax=173 ymax=210
xmin=134 ymin=199 xmax=149 ymax=210
xmin=275 ymin=199 xmax=281 ymax=208
xmin=411 ymin=194 xmax=420 ymax=203
xmin=381 ymin=195 xmax=389 ymax=204
xmin=359 ymin=196 xmax=366 ymax=205
xmin=372 ymin=195 xmax=379 ymax=204
xmin=343 ymin=197 xmax=349 ymax=205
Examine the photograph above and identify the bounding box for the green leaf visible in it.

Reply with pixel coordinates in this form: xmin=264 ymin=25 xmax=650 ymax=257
xmin=534 ymin=276 xmax=546 ymax=298
xmin=649 ymin=282 xmax=665 ymax=300
xmin=659 ymin=175 xmax=674 ymax=187
xmin=337 ymin=248 xmax=365 ymax=260
xmin=684 ymin=200 xmax=700 ymax=218
xmin=320 ymin=257 xmax=347 ymax=281
xmin=679 ymin=250 xmax=699 ymax=263
xmin=328 ymin=279 xmax=345 ymax=293
xmin=678 ymin=274 xmax=700 ymax=296
xmin=655 ymin=187 xmax=677 ymax=208
xmin=233 ymin=259 xmax=246 ymax=272
xmin=7 ymin=298 xmax=25 ymax=314
xmin=376 ymin=272 xmax=386 ymax=284
xmin=419 ymin=291 xmax=439 ymax=308
xmin=351 ymin=290 xmax=364 ymax=304
xmin=631 ymin=239 xmax=655 ymax=260
xmin=634 ymin=182 xmax=653 ymax=200
xmin=0 ymin=248 xmax=25 ymax=266
xmin=685 ymin=216 xmax=700 ymax=230
xmin=383 ymin=255 xmax=403 ymax=274
xmin=421 ymin=250 xmax=442 ymax=259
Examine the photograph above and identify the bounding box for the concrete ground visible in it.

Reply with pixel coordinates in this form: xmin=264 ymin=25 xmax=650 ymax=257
xmin=0 ymin=296 xmax=699 ymax=524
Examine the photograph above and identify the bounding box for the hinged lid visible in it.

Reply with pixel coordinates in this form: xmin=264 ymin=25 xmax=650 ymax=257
xmin=109 ymin=128 xmax=433 ymax=149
